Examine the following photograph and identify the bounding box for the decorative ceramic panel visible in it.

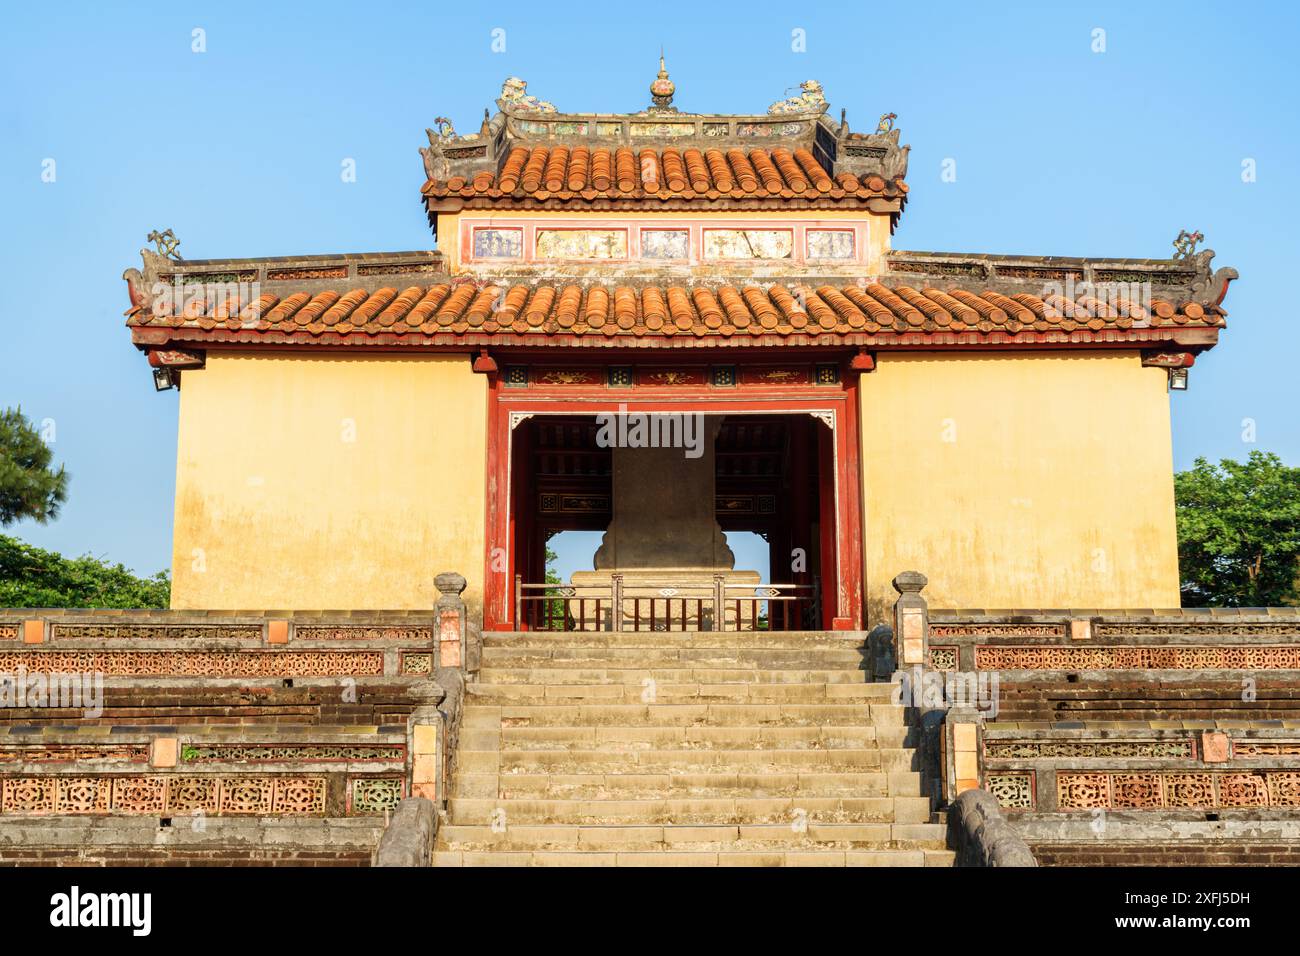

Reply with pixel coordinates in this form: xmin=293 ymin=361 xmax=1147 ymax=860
xmin=702 ymin=229 xmax=793 ymax=260
xmin=1233 ymin=742 xmax=1300 ymax=757
xmin=984 ymin=740 xmax=1194 ymax=759
xmin=985 ymin=773 xmax=1034 ymax=810
xmin=350 ymin=777 xmax=404 ymax=814
xmin=638 ymin=368 xmax=708 ymax=387
xmin=1055 ymin=770 xmax=1300 ymax=810
xmin=629 ymin=122 xmax=695 ymax=137
xmin=0 ymin=775 xmax=349 ymax=816
xmin=0 ymin=745 xmax=149 ymax=763
xmin=0 ymin=650 xmax=384 ymax=677
xmin=400 ymin=652 xmax=433 ymax=675
xmin=741 ymin=366 xmax=808 ymax=386
xmin=931 ymin=624 xmax=1066 ymax=638
xmin=472 ymin=228 xmax=523 ymax=259
xmin=535 ymin=229 xmax=627 ymax=260
xmin=641 ymin=229 xmax=690 ymax=260
xmin=975 ymin=645 xmax=1300 ymax=670
xmin=49 ymin=624 xmax=261 ymax=641
xmin=928 ymin=647 xmax=958 ymax=671
xmin=183 ymin=744 xmax=403 ymax=763
xmin=807 ymin=230 xmax=856 ymax=260
xmin=295 ymin=626 xmax=432 ymax=642
xmin=1094 ymin=622 xmax=1300 ymax=638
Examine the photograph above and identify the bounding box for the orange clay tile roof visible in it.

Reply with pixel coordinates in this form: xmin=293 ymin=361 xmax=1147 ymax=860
xmin=421 ymin=146 xmax=906 ymax=208
xmin=126 ymin=279 xmax=1223 ymax=349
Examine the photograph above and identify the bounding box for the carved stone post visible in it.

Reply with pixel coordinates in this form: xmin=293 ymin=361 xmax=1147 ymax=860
xmin=892 ymin=571 xmax=929 ymax=669
xmin=941 ymin=707 xmax=984 ymax=806
xmin=611 ymin=573 xmax=624 ymax=633
xmin=435 ymin=572 xmax=467 ymax=669
xmin=713 ymin=574 xmax=726 ymax=633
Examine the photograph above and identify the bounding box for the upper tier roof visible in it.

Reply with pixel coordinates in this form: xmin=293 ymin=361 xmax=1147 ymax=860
xmin=419 ymin=73 xmax=910 ymax=228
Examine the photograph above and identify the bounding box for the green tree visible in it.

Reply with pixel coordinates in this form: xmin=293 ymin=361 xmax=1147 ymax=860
xmin=0 ymin=535 xmax=170 ymax=608
xmin=0 ymin=406 xmax=68 ymax=526
xmin=1175 ymin=451 xmax=1300 ymax=607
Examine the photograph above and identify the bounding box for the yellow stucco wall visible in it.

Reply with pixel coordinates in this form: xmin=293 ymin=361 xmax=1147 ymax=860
xmin=170 ymin=352 xmax=486 ymax=611
xmin=859 ymin=351 xmax=1180 ymax=622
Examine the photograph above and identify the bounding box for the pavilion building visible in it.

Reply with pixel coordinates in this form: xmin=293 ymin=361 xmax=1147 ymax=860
xmin=123 ymin=68 xmax=1238 ymax=630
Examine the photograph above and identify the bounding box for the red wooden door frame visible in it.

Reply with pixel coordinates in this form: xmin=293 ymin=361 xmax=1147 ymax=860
xmin=483 ymin=368 xmax=864 ymax=632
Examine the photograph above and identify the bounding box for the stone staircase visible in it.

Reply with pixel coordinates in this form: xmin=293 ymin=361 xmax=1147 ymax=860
xmin=433 ymin=629 xmax=954 ymax=866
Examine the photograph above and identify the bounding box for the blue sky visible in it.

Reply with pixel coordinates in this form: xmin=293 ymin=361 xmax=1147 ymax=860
xmin=2 ymin=0 xmax=1297 ymax=578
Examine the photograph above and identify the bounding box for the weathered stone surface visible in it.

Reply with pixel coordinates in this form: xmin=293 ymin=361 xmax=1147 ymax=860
xmin=946 ymin=789 xmax=1037 ymax=867
xmin=373 ymin=798 xmax=436 ymax=866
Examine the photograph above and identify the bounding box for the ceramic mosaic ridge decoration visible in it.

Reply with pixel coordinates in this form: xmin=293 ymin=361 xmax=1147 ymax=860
xmin=423 ymin=145 xmax=903 ymax=203
xmin=126 ymin=279 xmax=1221 ymax=342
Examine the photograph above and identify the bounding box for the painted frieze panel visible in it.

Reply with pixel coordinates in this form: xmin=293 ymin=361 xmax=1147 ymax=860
xmin=535 ymin=229 xmax=627 ymax=260
xmin=702 ymin=229 xmax=793 ymax=260
xmin=740 ymin=366 xmax=809 ymax=386
xmin=641 ymin=229 xmax=690 ymax=260
xmin=532 ymin=369 xmax=603 ymax=386
xmin=472 ymin=228 xmax=524 ymax=259
xmin=637 ymin=367 xmax=708 ymax=387
xmin=806 ymin=229 xmax=856 ymax=260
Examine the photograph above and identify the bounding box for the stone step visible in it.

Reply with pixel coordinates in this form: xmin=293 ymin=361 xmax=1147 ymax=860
xmin=436 ymin=821 xmax=948 ymax=850
xmin=476 ymin=667 xmax=868 ymax=685
xmin=460 ymin=725 xmax=889 ymax=751
xmin=461 ymin=702 xmax=909 ymax=733
xmin=432 ymin=848 xmax=955 ymax=867
xmin=481 ymin=646 xmax=868 ymax=667
xmin=457 ymin=747 xmax=919 ymax=774
xmin=467 ymin=682 xmax=897 ymax=704
xmin=482 ymin=632 xmax=868 ymax=650
xmin=446 ymin=795 xmax=934 ymax=826
xmin=451 ymin=770 xmax=924 ymax=799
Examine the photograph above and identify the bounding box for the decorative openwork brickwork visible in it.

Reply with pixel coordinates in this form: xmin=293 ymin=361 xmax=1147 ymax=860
xmin=272 ymin=778 xmax=327 ymax=814
xmin=985 ymin=773 xmax=1034 ymax=810
xmin=984 ymin=740 xmax=1195 ymax=760
xmin=0 ymin=776 xmax=336 ymax=816
xmin=349 ymin=777 xmax=404 ymax=814
xmin=400 ymin=652 xmax=433 ymax=675
xmin=1094 ymin=622 xmax=1300 ymax=639
xmin=1233 ymin=742 xmax=1300 ymax=758
xmin=1056 ymin=771 xmax=1300 ymax=810
xmin=0 ymin=745 xmax=150 ymax=763
xmin=0 ymin=625 xmax=18 ymax=641
xmin=1056 ymin=772 xmax=1110 ymax=809
xmin=928 ymin=646 xmax=957 ymax=670
xmin=0 ymin=650 xmax=385 ymax=677
xmin=931 ymin=624 xmax=1065 ymax=638
xmin=182 ymin=744 xmax=404 ymax=763
xmin=974 ymin=645 xmax=1300 ymax=670
xmin=167 ymin=777 xmax=220 ymax=813
xmin=295 ymin=626 xmax=433 ymax=642
xmin=48 ymin=624 xmax=262 ymax=641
